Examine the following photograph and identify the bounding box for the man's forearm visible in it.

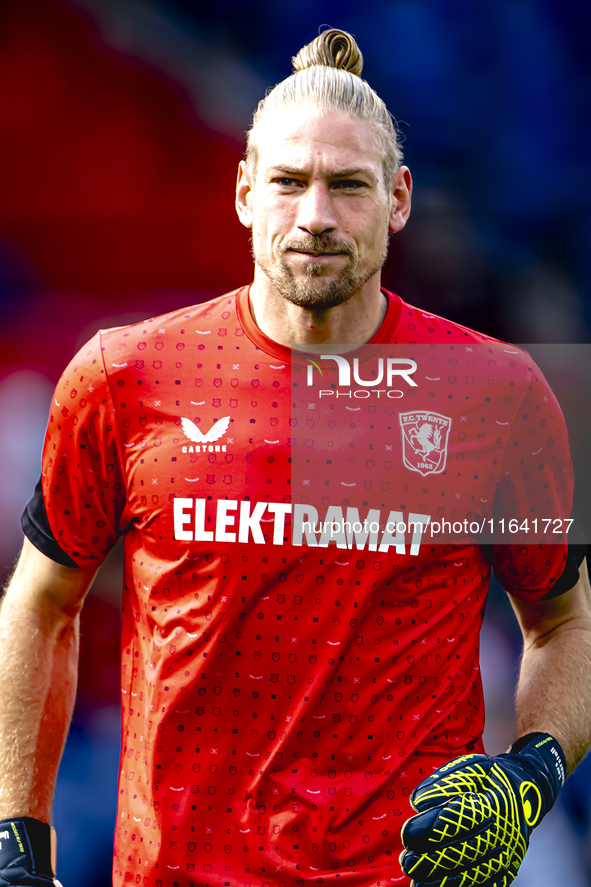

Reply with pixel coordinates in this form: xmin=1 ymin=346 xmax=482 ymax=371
xmin=0 ymin=541 xmax=93 ymax=822
xmin=515 ymin=625 xmax=591 ymax=773
xmin=512 ymin=563 xmax=591 ymax=775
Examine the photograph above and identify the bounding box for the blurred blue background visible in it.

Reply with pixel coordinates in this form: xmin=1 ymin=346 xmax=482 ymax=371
xmin=0 ymin=1 xmax=590 ymax=884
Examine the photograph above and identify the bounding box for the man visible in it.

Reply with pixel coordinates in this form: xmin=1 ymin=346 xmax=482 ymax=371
xmin=1 ymin=28 xmax=590 ymax=887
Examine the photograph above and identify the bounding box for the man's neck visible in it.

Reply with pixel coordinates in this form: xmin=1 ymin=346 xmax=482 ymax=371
xmin=248 ymin=273 xmax=389 ymax=353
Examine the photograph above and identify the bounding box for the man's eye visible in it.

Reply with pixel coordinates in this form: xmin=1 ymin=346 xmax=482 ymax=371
xmin=333 ymin=180 xmax=366 ymax=190
xmin=275 ymin=177 xmax=301 ymax=187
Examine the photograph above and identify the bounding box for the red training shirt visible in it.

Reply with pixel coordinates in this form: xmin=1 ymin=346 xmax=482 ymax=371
xmin=23 ymin=288 xmax=573 ymax=887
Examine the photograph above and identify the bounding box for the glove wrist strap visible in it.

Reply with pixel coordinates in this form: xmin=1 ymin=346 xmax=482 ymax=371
xmin=0 ymin=817 xmax=54 ymax=886
xmin=510 ymin=731 xmax=555 ymax=754
xmin=508 ymin=731 xmax=567 ymax=805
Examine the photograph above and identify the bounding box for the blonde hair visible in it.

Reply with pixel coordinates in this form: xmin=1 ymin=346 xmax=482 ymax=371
xmin=246 ymin=29 xmax=403 ymax=186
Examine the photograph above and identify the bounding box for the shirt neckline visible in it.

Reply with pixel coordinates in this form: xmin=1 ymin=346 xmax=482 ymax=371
xmin=235 ymin=285 xmax=403 ymax=364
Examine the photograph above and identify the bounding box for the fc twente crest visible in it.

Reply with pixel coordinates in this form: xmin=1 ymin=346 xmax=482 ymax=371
xmin=399 ymin=411 xmax=452 ymax=476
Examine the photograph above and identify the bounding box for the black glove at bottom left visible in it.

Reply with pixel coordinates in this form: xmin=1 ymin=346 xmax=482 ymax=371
xmin=0 ymin=818 xmax=56 ymax=887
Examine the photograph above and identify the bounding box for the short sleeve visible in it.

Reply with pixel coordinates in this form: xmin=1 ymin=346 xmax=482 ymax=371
xmin=22 ymin=332 xmax=127 ymax=567
xmin=492 ymin=361 xmax=574 ymax=600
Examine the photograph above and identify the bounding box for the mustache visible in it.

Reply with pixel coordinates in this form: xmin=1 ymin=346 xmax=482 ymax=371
xmin=280 ymin=237 xmax=354 ymax=256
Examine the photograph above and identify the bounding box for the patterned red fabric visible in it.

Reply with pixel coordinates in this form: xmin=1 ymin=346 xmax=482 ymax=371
xmin=32 ymin=288 xmax=573 ymax=887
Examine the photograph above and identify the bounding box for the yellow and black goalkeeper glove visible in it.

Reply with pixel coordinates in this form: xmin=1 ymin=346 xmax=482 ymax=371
xmin=399 ymin=732 xmax=566 ymax=887
xmin=0 ymin=818 xmax=59 ymax=887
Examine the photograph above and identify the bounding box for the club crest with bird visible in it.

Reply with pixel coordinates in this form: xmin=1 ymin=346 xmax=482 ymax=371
xmin=399 ymin=411 xmax=452 ymax=476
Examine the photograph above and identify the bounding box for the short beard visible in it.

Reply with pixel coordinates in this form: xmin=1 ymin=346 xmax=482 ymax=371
xmin=253 ymin=235 xmax=388 ymax=310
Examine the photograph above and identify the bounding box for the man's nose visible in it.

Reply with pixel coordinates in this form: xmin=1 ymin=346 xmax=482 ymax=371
xmin=296 ymin=183 xmax=337 ymax=236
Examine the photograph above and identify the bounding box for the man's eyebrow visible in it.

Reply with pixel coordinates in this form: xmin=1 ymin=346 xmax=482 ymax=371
xmin=267 ymin=165 xmax=376 ymax=179
xmin=328 ymin=167 xmax=375 ymax=178
xmin=267 ymin=165 xmax=305 ymax=176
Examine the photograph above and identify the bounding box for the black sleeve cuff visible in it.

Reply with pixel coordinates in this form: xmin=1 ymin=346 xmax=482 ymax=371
xmin=540 ymin=543 xmax=587 ymax=600
xmin=21 ymin=478 xmax=79 ymax=569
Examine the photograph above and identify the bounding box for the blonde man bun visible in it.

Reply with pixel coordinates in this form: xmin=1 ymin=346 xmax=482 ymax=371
xmin=292 ymin=29 xmax=363 ymax=77
xmin=246 ymin=28 xmax=402 ymax=187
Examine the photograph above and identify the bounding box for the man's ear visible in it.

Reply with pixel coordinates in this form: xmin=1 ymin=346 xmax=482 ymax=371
xmin=236 ymin=160 xmax=254 ymax=229
xmin=388 ymin=166 xmax=412 ymax=234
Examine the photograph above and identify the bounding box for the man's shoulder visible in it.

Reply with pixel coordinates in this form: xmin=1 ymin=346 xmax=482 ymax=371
xmin=98 ymin=288 xmax=245 ymax=353
xmin=387 ymin=292 xmax=536 ymax=391
xmin=389 ymin=292 xmax=501 ymax=346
